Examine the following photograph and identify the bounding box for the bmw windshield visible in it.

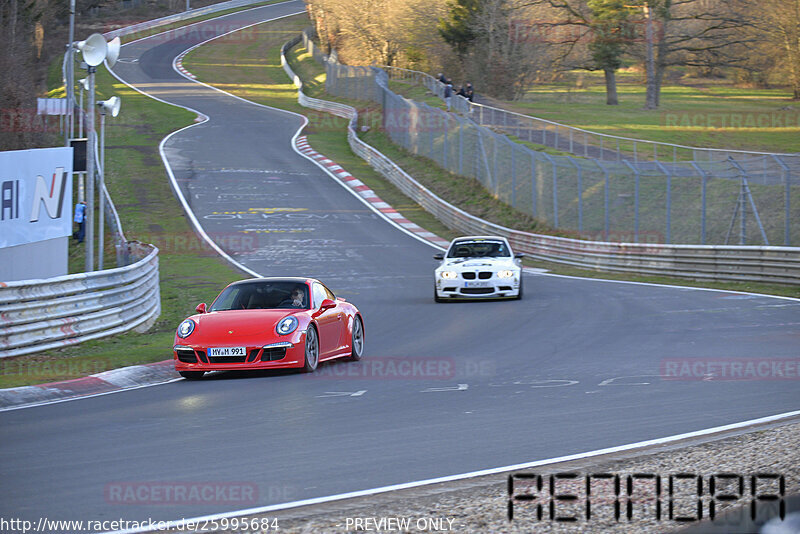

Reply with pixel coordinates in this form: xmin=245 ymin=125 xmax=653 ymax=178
xmin=446 ymin=240 xmax=511 ymax=258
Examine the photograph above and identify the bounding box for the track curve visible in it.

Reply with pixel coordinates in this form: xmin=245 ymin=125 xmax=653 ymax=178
xmin=1 ymin=1 xmax=798 ymax=526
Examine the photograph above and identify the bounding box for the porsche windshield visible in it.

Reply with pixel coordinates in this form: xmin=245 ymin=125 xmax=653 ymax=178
xmin=447 ymin=240 xmax=510 ymax=258
xmin=209 ymin=281 xmax=310 ymax=311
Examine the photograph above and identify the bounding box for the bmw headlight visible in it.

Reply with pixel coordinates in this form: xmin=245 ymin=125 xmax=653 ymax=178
xmin=177 ymin=319 xmax=195 ymax=338
xmin=440 ymin=271 xmax=457 ymax=279
xmin=276 ymin=315 xmax=299 ymax=336
xmin=498 ymin=270 xmax=514 ymax=279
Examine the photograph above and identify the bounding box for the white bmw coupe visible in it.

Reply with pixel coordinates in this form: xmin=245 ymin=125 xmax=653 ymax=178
xmin=433 ymin=236 xmax=524 ymax=302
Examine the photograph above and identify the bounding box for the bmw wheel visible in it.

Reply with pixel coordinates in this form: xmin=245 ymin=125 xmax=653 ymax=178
xmin=348 ymin=316 xmax=364 ymax=361
xmin=434 ymin=284 xmax=444 ymax=303
xmin=302 ymin=326 xmax=319 ymax=373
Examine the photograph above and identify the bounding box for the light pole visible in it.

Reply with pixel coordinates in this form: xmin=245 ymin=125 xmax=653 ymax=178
xmin=74 ymin=33 xmax=107 ymax=271
xmin=67 ymin=0 xmax=76 ymax=142
xmin=97 ymin=97 xmax=120 ymax=271
xmin=78 ymin=77 xmax=89 ymax=138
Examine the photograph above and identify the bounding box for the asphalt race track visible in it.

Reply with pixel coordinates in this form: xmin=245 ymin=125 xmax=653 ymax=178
xmin=1 ymin=0 xmax=799 ymax=527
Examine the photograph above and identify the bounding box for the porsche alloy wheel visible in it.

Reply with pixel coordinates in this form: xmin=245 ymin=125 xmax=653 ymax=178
xmin=303 ymin=326 xmax=319 ymax=373
xmin=349 ymin=316 xmax=364 ymax=361
xmin=179 ymin=371 xmax=204 ymax=380
xmin=516 ymin=278 xmax=524 ymax=300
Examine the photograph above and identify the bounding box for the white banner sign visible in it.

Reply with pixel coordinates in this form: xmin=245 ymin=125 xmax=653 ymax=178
xmin=0 ymin=147 xmax=73 ymax=248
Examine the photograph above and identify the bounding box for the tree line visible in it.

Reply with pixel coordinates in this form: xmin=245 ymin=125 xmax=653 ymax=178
xmin=306 ymin=0 xmax=800 ymax=105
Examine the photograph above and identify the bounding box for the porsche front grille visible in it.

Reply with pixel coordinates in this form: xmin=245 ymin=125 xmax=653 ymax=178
xmin=176 ymin=348 xmax=197 ymax=363
xmin=208 ymin=355 xmax=247 ymax=363
xmin=261 ymin=347 xmax=287 ymax=361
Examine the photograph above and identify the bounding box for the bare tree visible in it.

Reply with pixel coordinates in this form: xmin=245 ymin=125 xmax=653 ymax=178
xmin=628 ymin=0 xmax=755 ymax=109
xmin=751 ymin=0 xmax=800 ymax=99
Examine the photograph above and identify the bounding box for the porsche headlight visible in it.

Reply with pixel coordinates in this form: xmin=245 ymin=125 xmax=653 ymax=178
xmin=276 ymin=315 xmax=299 ymax=336
xmin=498 ymin=270 xmax=515 ymax=279
xmin=440 ymin=271 xmax=457 ymax=279
xmin=177 ymin=319 xmax=195 ymax=338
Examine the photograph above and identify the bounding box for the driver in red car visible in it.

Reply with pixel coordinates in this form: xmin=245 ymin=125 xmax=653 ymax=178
xmin=281 ymin=287 xmax=306 ymax=308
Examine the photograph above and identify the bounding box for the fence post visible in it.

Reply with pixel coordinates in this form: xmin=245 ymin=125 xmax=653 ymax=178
xmin=511 ymin=140 xmax=517 ymax=208
xmin=443 ymin=112 xmax=448 ymax=169
xmin=656 ymin=161 xmax=672 ymax=244
xmin=772 ymin=155 xmax=791 ymax=246
xmin=531 ymin=151 xmax=537 ymax=217
xmin=691 ymin=162 xmax=708 ymax=245
xmin=569 ymin=157 xmax=582 ymax=233
xmin=542 ymin=153 xmax=558 ymax=228
xmin=624 ymin=160 xmax=640 ymax=243
xmin=459 ymin=121 xmax=464 ymax=175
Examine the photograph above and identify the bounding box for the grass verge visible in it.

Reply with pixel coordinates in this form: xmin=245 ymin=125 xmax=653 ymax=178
xmin=1 ymin=52 xmax=245 ymax=389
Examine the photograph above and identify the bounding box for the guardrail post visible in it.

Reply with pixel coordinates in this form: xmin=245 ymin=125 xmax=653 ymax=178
xmin=569 ymin=129 xmax=573 ymax=153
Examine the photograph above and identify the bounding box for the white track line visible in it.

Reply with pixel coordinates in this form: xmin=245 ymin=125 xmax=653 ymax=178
xmin=109 ymin=408 xmax=800 ymax=533
xmin=168 ymin=22 xmax=448 ymax=252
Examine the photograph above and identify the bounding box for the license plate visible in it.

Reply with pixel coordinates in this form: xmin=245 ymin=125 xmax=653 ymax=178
xmin=464 ymin=281 xmax=491 ymax=288
xmin=208 ymin=347 xmax=246 ymax=357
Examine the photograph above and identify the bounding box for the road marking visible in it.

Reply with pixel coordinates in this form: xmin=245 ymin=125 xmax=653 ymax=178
xmin=598 ymin=375 xmax=662 ymax=386
xmin=316 ymin=390 xmax=367 ymax=398
xmin=422 ymin=384 xmax=468 ymax=392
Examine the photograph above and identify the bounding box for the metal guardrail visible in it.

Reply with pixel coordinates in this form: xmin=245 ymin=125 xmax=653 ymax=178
xmin=0 ymin=243 xmax=161 ymax=358
xmin=102 ymin=0 xmax=271 ymax=41
xmin=283 ymin=33 xmax=800 ymax=285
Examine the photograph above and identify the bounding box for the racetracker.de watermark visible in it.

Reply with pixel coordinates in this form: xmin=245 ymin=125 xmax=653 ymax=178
xmin=104 ymin=482 xmax=260 ymax=506
xmin=661 ymin=111 xmax=800 ymax=129
xmin=661 ymin=358 xmax=800 ymax=381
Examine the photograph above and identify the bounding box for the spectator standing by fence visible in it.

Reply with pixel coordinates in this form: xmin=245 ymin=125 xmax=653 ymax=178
xmin=444 ymin=82 xmax=453 ymax=110
xmin=73 ymin=201 xmax=86 ymax=243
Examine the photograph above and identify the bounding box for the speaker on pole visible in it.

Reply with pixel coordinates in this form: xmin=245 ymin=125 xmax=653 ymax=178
xmin=106 ymin=37 xmax=121 ymax=68
xmin=75 ymin=33 xmax=107 ymax=67
xmin=98 ymin=96 xmax=121 ymax=118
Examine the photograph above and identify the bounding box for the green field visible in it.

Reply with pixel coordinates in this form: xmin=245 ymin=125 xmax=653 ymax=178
xmin=505 ymin=74 xmax=800 ymax=155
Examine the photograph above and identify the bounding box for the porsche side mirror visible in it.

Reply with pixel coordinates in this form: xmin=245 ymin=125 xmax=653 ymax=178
xmin=514 ymin=253 xmax=525 ymax=259
xmin=195 ymin=303 xmax=207 ymax=314
xmin=320 ymin=298 xmax=337 ymax=311
xmin=433 ymin=253 xmax=444 ymax=260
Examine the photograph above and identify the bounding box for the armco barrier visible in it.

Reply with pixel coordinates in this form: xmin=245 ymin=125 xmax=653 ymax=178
xmin=282 ymin=33 xmax=800 ymax=285
xmin=0 ymin=243 xmax=161 ymax=358
xmin=102 ymin=0 xmax=271 ymax=41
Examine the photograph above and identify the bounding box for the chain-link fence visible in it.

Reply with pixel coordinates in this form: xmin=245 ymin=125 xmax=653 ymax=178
xmin=325 ymin=60 xmax=799 ymax=246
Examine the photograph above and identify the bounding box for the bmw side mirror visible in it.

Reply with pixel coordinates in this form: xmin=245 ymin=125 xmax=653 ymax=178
xmin=433 ymin=253 xmax=444 ymax=260
xmin=195 ymin=303 xmax=207 ymax=314
xmin=514 ymin=253 xmax=525 ymax=259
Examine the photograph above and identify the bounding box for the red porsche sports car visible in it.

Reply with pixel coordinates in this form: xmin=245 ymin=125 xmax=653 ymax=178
xmin=173 ymin=277 xmax=364 ymax=379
